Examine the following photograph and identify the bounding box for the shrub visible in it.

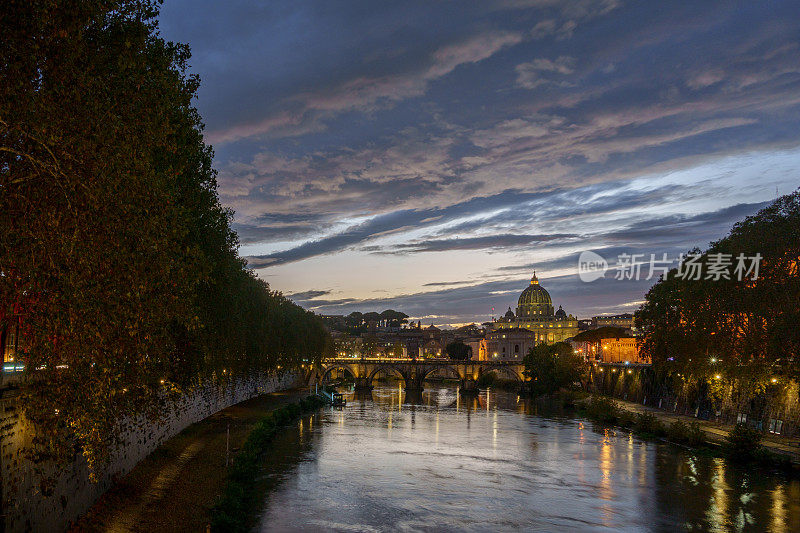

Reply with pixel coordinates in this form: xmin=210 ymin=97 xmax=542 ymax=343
xmin=285 ymin=403 xmax=302 ymax=417
xmin=272 ymin=408 xmax=291 ymax=426
xmin=616 ymin=411 xmax=636 ymax=428
xmin=685 ymin=422 xmax=705 ymax=446
xmin=667 ymin=420 xmax=689 ymax=442
xmin=635 ymin=413 xmax=666 ymax=436
xmin=585 ymin=396 xmax=620 ymax=423
xmin=210 ymin=396 xmax=325 ymax=532
xmin=725 ymin=423 xmax=762 ymax=461
xmin=557 ymin=390 xmax=587 ymax=407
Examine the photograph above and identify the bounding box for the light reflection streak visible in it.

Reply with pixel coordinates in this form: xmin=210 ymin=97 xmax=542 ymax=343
xmin=707 ymin=458 xmax=729 ymax=532
xmin=599 ymin=429 xmax=615 ymax=527
xmin=492 ymin=411 xmax=498 ymax=452
xmin=626 ymin=432 xmax=634 ymax=482
xmin=771 ymin=484 xmax=786 ymax=533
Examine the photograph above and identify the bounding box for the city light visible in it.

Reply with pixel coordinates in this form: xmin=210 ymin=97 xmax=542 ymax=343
xmin=3 ymin=3 xmax=798 ymax=532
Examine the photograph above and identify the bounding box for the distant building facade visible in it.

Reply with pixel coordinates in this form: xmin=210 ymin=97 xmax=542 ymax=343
xmin=592 ymin=313 xmax=635 ymax=331
xmin=2 ymin=324 xmax=20 ymax=370
xmin=478 ymin=327 xmax=537 ymax=361
xmin=489 ymin=272 xmax=578 ymax=343
xmin=600 ymin=336 xmax=648 ymax=364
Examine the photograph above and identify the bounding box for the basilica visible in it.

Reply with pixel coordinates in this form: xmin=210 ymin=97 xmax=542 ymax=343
xmin=479 ymin=272 xmax=578 ymax=361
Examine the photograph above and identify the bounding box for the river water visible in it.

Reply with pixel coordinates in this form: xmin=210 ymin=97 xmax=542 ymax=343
xmin=255 ymin=385 xmax=800 ymax=532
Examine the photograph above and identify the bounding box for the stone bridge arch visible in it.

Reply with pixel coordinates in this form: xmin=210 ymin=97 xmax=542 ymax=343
xmin=319 ymin=364 xmax=358 ymax=382
xmin=421 ymin=364 xmax=465 ymax=382
xmin=480 ymin=365 xmax=525 ymax=382
xmin=367 ymin=364 xmax=409 ymax=387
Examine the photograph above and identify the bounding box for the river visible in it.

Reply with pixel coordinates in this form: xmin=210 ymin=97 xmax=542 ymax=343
xmin=255 ymin=385 xmax=800 ymax=532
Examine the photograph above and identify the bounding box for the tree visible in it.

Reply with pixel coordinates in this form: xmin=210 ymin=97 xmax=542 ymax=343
xmin=345 ymin=312 xmax=364 ymax=327
xmin=362 ymin=311 xmax=382 ymax=324
xmin=636 ymin=190 xmax=800 ymax=412
xmin=0 ymin=1 xmax=331 ymax=470
xmin=523 ymin=342 xmax=586 ymax=395
xmin=445 ymin=341 xmax=471 ymax=360
xmin=379 ymin=309 xmax=409 ymax=327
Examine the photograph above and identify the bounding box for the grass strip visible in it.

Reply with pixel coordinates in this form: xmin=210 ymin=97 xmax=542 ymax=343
xmin=210 ymin=394 xmax=327 ymax=532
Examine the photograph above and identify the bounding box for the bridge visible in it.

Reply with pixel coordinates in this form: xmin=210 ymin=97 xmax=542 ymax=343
xmin=314 ymin=357 xmax=527 ymax=394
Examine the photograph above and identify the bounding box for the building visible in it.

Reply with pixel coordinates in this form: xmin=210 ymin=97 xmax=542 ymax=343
xmin=591 ymin=313 xmax=635 ymax=331
xmin=478 ymin=327 xmax=537 ymax=361
xmin=422 ymin=339 xmax=444 ymax=358
xmin=489 ymin=272 xmax=579 ymax=343
xmin=599 ymin=336 xmax=648 ymax=364
xmin=2 ymin=323 xmax=21 ymax=371
xmin=466 ymin=339 xmax=481 ymax=360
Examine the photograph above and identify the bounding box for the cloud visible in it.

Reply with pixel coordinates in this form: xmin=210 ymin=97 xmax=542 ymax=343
xmin=301 ymin=271 xmax=656 ymax=324
xmin=207 ymin=30 xmax=524 ymax=144
xmin=423 ymin=280 xmax=475 ymax=287
xmin=159 ymin=1 xmax=800 ymax=320
xmin=370 ymin=233 xmax=578 ymax=255
xmin=515 ymin=56 xmax=576 ymax=89
xmin=285 ymin=289 xmax=331 ymax=301
xmin=600 ymin=201 xmax=770 ymax=245
xmin=242 ymin=189 xmax=558 ymax=265
xmin=687 ymin=69 xmax=726 ymax=90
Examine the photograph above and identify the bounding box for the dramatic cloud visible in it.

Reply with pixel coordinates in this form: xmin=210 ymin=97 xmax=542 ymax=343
xmin=159 ymin=1 xmax=800 ymax=319
xmin=285 ymin=289 xmax=331 ymax=301
xmin=207 ymin=30 xmax=524 ymax=144
xmin=371 ymin=233 xmax=578 ymax=255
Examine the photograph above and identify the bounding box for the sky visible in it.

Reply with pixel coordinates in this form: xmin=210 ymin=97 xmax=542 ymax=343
xmin=158 ymin=0 xmax=800 ymax=326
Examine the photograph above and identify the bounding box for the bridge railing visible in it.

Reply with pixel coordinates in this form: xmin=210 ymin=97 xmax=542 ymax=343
xmin=321 ymin=357 xmax=522 ymax=366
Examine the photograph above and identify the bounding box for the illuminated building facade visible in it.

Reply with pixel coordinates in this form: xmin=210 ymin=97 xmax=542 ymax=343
xmin=600 ymin=336 xmax=648 ymax=364
xmin=1 ymin=324 xmax=21 ymax=371
xmin=591 ymin=313 xmax=635 ymax=332
xmin=489 ymin=272 xmax=578 ymax=343
xmin=478 ymin=327 xmax=537 ymax=361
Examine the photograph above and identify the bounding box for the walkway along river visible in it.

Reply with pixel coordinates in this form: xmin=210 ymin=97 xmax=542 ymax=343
xmin=255 ymin=385 xmax=800 ymax=532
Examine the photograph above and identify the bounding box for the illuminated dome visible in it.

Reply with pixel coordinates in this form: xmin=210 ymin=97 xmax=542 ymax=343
xmin=555 ymin=305 xmax=567 ymax=319
xmin=516 ymin=272 xmax=554 ymax=318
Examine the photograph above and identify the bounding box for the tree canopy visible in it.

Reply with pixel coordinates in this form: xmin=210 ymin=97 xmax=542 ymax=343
xmin=445 ymin=341 xmax=471 ymax=360
xmin=523 ymin=342 xmax=586 ymax=395
xmin=636 ymin=190 xmax=800 ymax=393
xmin=337 ymin=309 xmax=409 ymax=332
xmin=0 ymin=0 xmax=331 ymax=468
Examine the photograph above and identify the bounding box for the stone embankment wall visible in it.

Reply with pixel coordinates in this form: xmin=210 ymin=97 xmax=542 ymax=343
xmin=0 ymin=370 xmax=304 ymax=532
xmin=590 ymin=365 xmax=800 ymax=437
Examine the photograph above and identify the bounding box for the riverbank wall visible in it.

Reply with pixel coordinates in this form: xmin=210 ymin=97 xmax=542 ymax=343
xmin=0 ymin=370 xmax=304 ymax=533
xmin=589 ymin=365 xmax=800 ymax=438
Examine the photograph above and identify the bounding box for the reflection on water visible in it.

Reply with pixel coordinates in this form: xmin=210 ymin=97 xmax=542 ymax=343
xmin=256 ymin=386 xmax=800 ymax=532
